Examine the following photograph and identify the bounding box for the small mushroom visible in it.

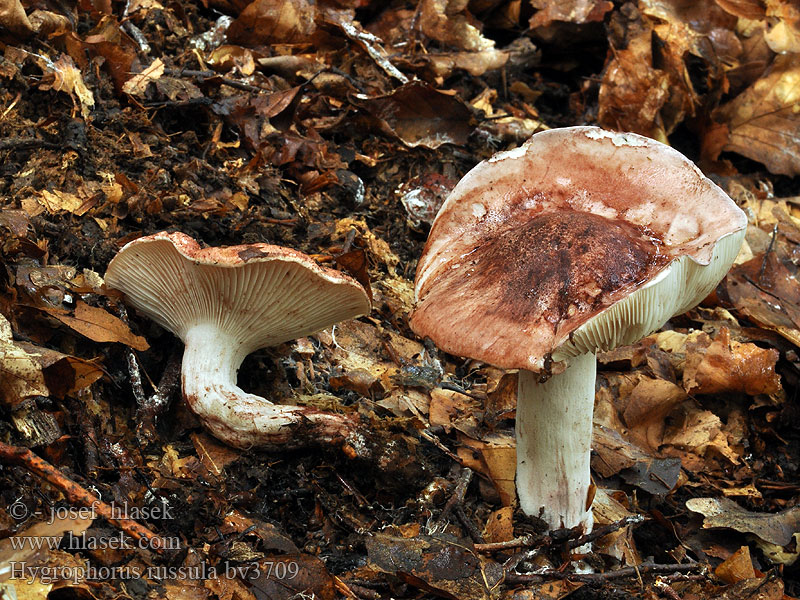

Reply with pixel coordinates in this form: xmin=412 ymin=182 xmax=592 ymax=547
xmin=104 ymin=232 xmax=371 ymax=450
xmin=410 ymin=127 xmax=747 ymax=533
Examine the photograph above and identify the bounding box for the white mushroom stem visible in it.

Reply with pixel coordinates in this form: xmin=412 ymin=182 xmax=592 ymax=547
xmin=515 ymin=352 xmax=596 ymax=533
xmin=180 ymin=324 xmax=361 ymax=449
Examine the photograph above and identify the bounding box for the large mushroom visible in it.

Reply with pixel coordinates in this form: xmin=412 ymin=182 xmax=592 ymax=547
xmin=104 ymin=232 xmax=371 ymax=449
xmin=410 ymin=127 xmax=747 ymax=533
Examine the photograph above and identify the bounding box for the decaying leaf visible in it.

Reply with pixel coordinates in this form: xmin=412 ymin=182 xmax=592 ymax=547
xmin=42 ymin=300 xmax=149 ymax=351
xmin=354 ymin=81 xmax=475 ymax=149
xmin=0 ymin=313 xmax=48 ymax=407
xmin=687 ymin=496 xmax=800 ymax=547
xmin=716 ymin=54 xmax=800 ymax=176
xmin=458 ymin=433 xmax=516 ymax=506
xmin=0 ymin=0 xmax=33 ymax=36
xmin=36 ymin=54 xmax=95 ymax=118
xmin=226 ymin=0 xmax=317 ymax=46
xmin=529 ymin=0 xmax=613 ymax=28
xmin=366 ymin=532 xmax=504 ymax=599
xmin=417 ymin=0 xmax=509 ymax=77
xmin=683 ymin=327 xmax=781 ymax=395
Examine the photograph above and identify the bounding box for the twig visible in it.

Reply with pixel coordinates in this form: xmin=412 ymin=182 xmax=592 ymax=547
xmin=655 ymin=576 xmax=683 ymax=600
xmin=0 ymin=440 xmax=175 ymax=553
xmin=475 ymin=533 xmax=548 ymax=552
xmin=505 ymin=561 xmax=703 ymax=585
xmin=0 ymin=138 xmax=60 ymax=151
xmin=134 ymin=346 xmax=182 ymax=443
xmin=419 ymin=427 xmax=463 ymax=465
xmin=436 ymin=466 xmax=472 ymax=524
xmin=568 ymin=514 xmax=645 ymax=549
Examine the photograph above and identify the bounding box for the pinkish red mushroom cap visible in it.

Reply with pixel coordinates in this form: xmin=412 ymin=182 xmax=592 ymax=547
xmin=410 ymin=127 xmax=747 ymax=371
xmin=104 ymin=231 xmax=371 ymax=353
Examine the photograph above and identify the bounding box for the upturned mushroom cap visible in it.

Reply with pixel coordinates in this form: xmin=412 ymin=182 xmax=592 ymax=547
xmin=411 ymin=126 xmax=747 ymax=372
xmin=104 ymin=232 xmax=371 ymax=353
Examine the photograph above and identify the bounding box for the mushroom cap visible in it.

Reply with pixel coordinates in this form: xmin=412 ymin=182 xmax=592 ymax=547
xmin=410 ymin=127 xmax=747 ymax=371
xmin=104 ymin=232 xmax=371 ymax=354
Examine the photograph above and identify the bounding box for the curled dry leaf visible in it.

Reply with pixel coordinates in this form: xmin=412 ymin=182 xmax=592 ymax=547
xmin=716 ymin=54 xmax=800 ymax=176
xmin=661 ymin=406 xmax=741 ymax=469
xmin=763 ymin=0 xmax=800 ymax=53
xmin=0 ymin=0 xmax=33 ymax=36
xmin=598 ymin=22 xmax=671 ymax=138
xmin=226 ymin=0 xmax=317 ymax=46
xmin=529 ymin=0 xmax=614 ymax=28
xmin=35 ymin=54 xmax=95 ymax=119
xmin=418 ymin=0 xmax=508 ymax=77
xmin=0 ymin=313 xmax=48 ymax=407
xmin=683 ymin=327 xmax=781 ymax=396
xmin=715 ymin=546 xmax=756 ymax=584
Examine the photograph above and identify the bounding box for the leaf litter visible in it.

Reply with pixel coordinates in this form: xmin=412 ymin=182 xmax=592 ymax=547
xmin=1 ymin=1 xmax=800 ymax=599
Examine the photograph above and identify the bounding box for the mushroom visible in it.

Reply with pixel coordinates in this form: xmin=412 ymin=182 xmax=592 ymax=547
xmin=104 ymin=232 xmax=372 ymax=450
xmin=410 ymin=127 xmax=747 ymax=533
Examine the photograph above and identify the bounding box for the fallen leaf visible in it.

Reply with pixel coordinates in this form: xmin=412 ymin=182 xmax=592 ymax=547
xmin=686 ymin=496 xmax=800 ymax=546
xmin=37 ymin=54 xmax=95 ymax=118
xmin=226 ymin=0 xmax=316 ymax=45
xmin=683 ymin=327 xmax=781 ymax=396
xmin=366 ymin=533 xmax=504 ymax=600
xmin=122 ymin=57 xmax=165 ymax=97
xmin=483 ymin=507 xmax=514 ymax=543
xmin=354 ymin=81 xmax=475 ymax=149
xmin=0 ymin=313 xmax=49 ymax=407
xmin=529 ymin=0 xmax=613 ymax=28
xmin=715 ymin=546 xmax=756 ymax=584
xmin=0 ymin=0 xmax=33 ymax=36
xmin=43 ymin=300 xmax=149 ymax=351
xmin=716 ymin=54 xmax=800 ymax=176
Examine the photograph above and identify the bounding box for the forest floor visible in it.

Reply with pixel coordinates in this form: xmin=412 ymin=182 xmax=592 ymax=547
xmin=1 ymin=1 xmax=800 ymax=599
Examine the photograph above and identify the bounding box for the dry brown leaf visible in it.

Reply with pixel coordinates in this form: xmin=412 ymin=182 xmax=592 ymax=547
xmin=458 ymin=432 xmax=516 ymax=506
xmin=37 ymin=54 xmax=95 ymax=118
xmin=622 ymin=377 xmax=688 ymax=452
xmin=687 ymin=496 xmax=800 ymax=547
xmin=764 ymin=0 xmax=800 ymax=53
xmin=37 ymin=189 xmax=90 ymax=215
xmin=0 ymin=0 xmax=33 ymax=36
xmin=598 ymin=25 xmax=671 ymax=138
xmin=683 ymin=327 xmax=781 ymax=396
xmin=661 ymin=406 xmax=740 ymax=468
xmin=429 ymin=388 xmax=481 ymax=435
xmin=354 ymin=81 xmax=475 ymax=149
xmin=717 ymin=54 xmax=800 ymax=176
xmin=722 ymin=250 xmax=800 ymax=348
xmin=715 ymin=0 xmax=766 ymax=19
xmin=122 ymin=57 xmax=165 ymax=96
xmin=191 ymin=432 xmax=241 ymax=477
xmin=44 ymin=300 xmax=149 ymax=351
xmin=418 ymin=0 xmax=508 ymax=76
xmin=16 ymin=341 xmax=104 ymax=398
xmin=529 ymin=0 xmax=613 ymax=28
xmin=366 ymin=533 xmax=504 ymax=600
xmin=592 ymin=489 xmax=641 ymax=564
xmin=227 ymin=0 xmax=316 ymax=46
xmin=0 ymin=313 xmax=48 ymax=407
xmin=483 ymin=506 xmax=514 ymax=543
xmin=715 ymin=545 xmax=756 ymax=584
